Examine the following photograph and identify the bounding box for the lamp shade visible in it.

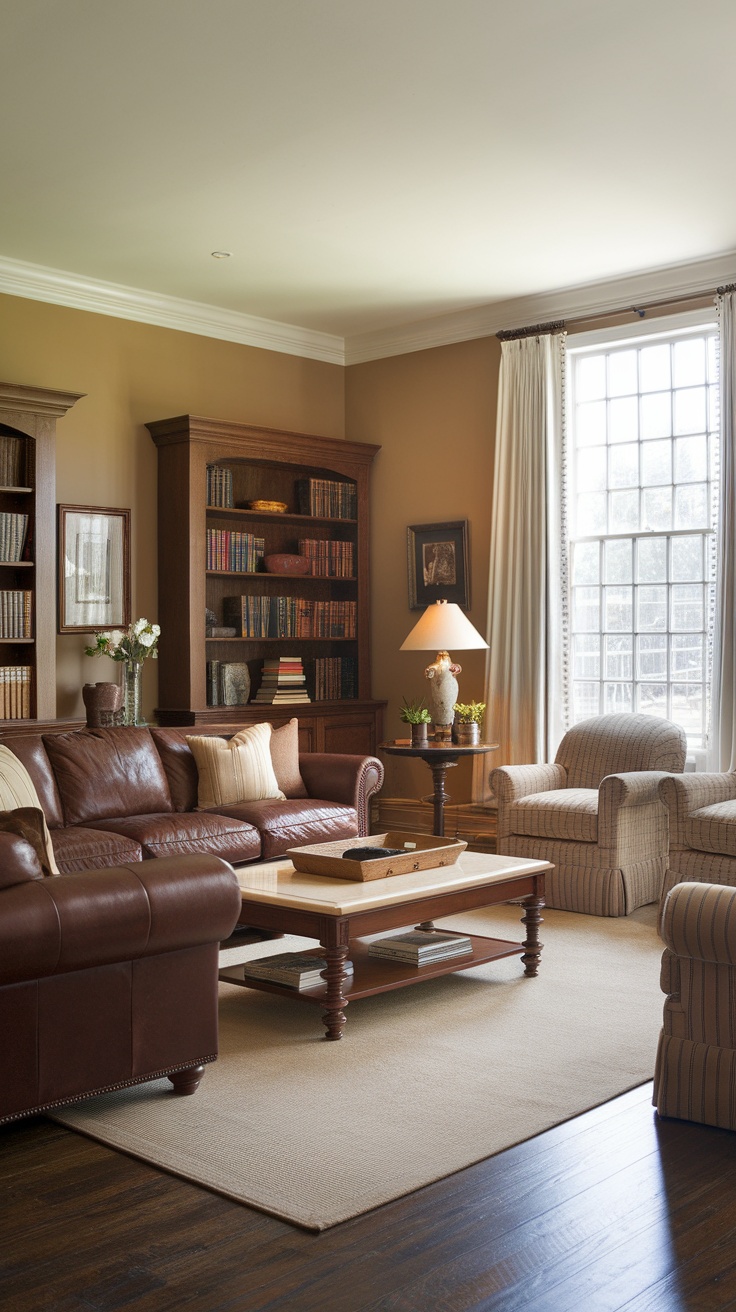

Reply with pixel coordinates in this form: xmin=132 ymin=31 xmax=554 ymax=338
xmin=400 ymin=599 xmax=488 ymax=652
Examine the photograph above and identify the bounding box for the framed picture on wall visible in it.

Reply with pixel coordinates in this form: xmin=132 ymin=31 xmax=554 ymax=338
xmin=407 ymin=520 xmax=470 ymax=610
xmin=58 ymin=504 xmax=131 ymax=633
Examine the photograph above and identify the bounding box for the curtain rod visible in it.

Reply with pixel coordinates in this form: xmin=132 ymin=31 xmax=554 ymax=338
xmin=496 ymin=282 xmax=736 ymax=341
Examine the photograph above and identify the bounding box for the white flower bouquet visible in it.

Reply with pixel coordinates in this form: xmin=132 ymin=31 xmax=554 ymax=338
xmin=85 ymin=617 xmax=160 ymax=665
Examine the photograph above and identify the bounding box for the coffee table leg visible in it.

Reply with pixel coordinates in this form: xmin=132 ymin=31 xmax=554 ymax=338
xmin=321 ymin=943 xmax=350 ymax=1041
xmin=520 ymin=896 xmax=544 ymax=977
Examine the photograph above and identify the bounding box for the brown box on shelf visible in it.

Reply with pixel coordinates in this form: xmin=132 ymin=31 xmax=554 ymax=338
xmin=286 ymin=832 xmax=467 ymax=882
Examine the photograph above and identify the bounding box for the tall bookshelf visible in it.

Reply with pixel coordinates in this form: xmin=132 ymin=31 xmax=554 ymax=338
xmin=146 ymin=414 xmax=385 ymax=754
xmin=0 ymin=383 xmax=83 ymax=722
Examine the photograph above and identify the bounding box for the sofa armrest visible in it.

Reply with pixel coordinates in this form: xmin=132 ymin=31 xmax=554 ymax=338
xmin=0 ymin=831 xmax=46 ymax=890
xmin=298 ymin=753 xmax=384 ymax=836
xmin=661 ymin=881 xmax=736 ymax=967
xmin=659 ymin=772 xmax=736 ymax=850
xmin=0 ymin=854 xmax=241 ymax=986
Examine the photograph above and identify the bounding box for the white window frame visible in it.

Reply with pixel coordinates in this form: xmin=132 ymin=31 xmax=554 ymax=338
xmin=565 ymin=308 xmax=719 ymax=755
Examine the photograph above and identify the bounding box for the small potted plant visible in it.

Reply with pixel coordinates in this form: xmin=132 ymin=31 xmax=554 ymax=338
xmin=452 ymin=700 xmax=486 ymax=745
xmin=400 ymin=696 xmax=433 ymax=747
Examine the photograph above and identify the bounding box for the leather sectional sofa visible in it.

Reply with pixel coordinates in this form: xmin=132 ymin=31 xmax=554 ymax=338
xmin=3 ymin=725 xmax=384 ymax=872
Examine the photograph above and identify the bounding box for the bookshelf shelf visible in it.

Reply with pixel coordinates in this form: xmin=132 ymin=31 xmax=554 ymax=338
xmin=147 ymin=413 xmax=385 ymax=753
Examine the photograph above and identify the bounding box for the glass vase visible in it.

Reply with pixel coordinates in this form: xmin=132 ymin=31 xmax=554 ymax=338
xmin=123 ymin=660 xmax=146 ymax=727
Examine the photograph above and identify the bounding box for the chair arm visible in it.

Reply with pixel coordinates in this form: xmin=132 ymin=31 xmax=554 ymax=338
xmin=658 ymin=772 xmax=736 ymax=850
xmin=298 ymin=754 xmax=384 ymax=836
xmin=0 ymin=854 xmax=241 ymax=987
xmin=661 ymin=881 xmax=736 ymax=967
xmin=599 ymin=771 xmax=671 ymax=809
xmin=491 ymin=763 xmax=567 ymax=803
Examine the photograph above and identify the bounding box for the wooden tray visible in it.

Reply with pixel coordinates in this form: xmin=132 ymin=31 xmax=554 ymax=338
xmin=286 ymin=832 xmax=468 ymax=882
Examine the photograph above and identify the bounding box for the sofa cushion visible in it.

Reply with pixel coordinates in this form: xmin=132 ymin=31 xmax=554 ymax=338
xmin=43 ymin=728 xmax=173 ymax=826
xmin=3 ymin=735 xmax=65 ymax=827
xmin=51 ymin=826 xmax=143 ymax=874
xmin=508 ymin=788 xmax=599 ymax=843
xmin=150 ymin=727 xmax=200 ymax=811
xmin=83 ymin=812 xmax=262 ymax=864
xmin=211 ymin=798 xmax=357 ymax=859
xmin=186 ymin=724 xmax=285 ymax=808
xmin=269 ymin=718 xmax=308 ymax=798
xmin=686 ymin=801 xmax=736 ymax=858
xmin=0 ymin=745 xmax=60 ymax=873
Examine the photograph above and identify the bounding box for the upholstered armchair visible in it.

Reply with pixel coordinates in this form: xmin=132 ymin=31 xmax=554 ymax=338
xmin=653 ymin=881 xmax=736 ymax=1130
xmin=658 ymin=771 xmax=736 ymax=908
xmin=491 ymin=713 xmax=687 ymax=916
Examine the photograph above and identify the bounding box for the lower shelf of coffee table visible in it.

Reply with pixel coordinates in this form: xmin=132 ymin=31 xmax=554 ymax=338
xmin=218 ymin=932 xmax=525 ymax=1004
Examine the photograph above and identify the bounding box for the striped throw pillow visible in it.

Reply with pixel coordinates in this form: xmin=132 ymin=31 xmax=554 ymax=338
xmin=186 ymin=723 xmax=286 ymax=809
xmin=0 ymin=744 xmax=59 ymax=874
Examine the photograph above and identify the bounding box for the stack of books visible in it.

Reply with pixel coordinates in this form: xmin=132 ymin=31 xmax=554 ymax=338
xmin=368 ymin=931 xmax=473 ymax=966
xmin=253 ymin=655 xmax=310 ymax=704
xmin=0 ymin=512 xmax=29 ymax=562
xmin=206 ymin=464 xmax=234 ymax=508
xmin=295 ymin=477 xmax=357 ymax=520
xmin=0 ymin=590 xmax=31 ymax=638
xmin=242 ymin=952 xmax=354 ymax=990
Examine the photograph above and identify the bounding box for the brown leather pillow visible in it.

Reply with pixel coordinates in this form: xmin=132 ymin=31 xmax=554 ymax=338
xmin=269 ymin=718 xmax=308 ymax=798
xmin=0 ymin=807 xmax=55 ymax=878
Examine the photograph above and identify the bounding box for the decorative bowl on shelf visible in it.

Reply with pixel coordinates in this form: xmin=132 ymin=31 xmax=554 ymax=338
xmin=263 ymin=553 xmax=311 ymax=575
xmin=246 ymin=499 xmax=289 ymax=513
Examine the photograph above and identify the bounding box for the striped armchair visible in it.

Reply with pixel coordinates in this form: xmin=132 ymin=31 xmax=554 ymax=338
xmin=658 ymin=771 xmax=736 ymax=908
xmin=653 ymin=881 xmax=736 ymax=1130
xmin=491 ymin=714 xmax=687 ymax=917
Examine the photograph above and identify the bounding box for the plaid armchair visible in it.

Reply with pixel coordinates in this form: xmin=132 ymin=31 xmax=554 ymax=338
xmin=653 ymin=881 xmax=736 ymax=1130
xmin=491 ymin=714 xmax=687 ymax=916
xmin=658 ymin=771 xmax=736 ymax=908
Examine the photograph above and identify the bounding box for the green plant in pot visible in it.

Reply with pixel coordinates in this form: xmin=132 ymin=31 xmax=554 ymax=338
xmin=400 ymin=696 xmax=432 ymax=746
xmin=452 ymin=700 xmax=486 ymax=745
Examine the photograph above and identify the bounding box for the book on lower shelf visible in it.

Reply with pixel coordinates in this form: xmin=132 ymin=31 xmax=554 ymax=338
xmin=242 ymin=952 xmax=355 ymax=990
xmin=368 ymin=931 xmax=473 ymax=965
xmin=253 ymin=654 xmax=311 ymax=704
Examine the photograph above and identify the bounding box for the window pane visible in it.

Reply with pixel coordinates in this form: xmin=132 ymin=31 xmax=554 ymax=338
xmin=637 ymin=684 xmax=668 ymax=716
xmin=604 ymin=586 xmax=632 ymax=631
xmin=605 ymin=634 xmax=633 ymax=680
xmin=573 ymin=586 xmax=600 ymax=632
xmin=671 ymin=584 xmax=704 ymax=632
xmin=609 ymin=396 xmax=638 ymax=444
xmin=576 ymin=355 xmax=606 ymax=401
xmin=576 ymin=446 xmax=607 ymax=492
xmin=640 ymin=392 xmax=671 ymax=440
xmin=577 ymin=400 xmax=607 ymax=446
xmin=573 ymin=634 xmax=600 ymax=679
xmin=671 ymin=633 xmax=704 ymax=680
xmin=637 ymin=634 xmax=667 ymax=680
xmin=673 ymin=338 xmax=706 ymax=387
xmin=573 ymin=682 xmax=600 ymax=719
xmin=674 ymin=483 xmax=708 ymax=530
xmin=674 ymin=435 xmax=707 ymax=484
xmin=638 ymin=586 xmax=667 ymax=631
xmin=608 ymin=350 xmax=637 ymax=397
xmin=609 ymin=444 xmax=639 ymax=489
xmin=609 ymin=489 xmax=639 ymax=532
xmin=641 ymin=439 xmax=671 ymax=487
xmin=674 ymin=387 xmax=706 ymax=436
xmin=671 ymin=536 xmax=703 ymax=582
xmin=572 ymin=540 xmax=600 ymax=585
xmin=637 ymin=536 xmax=667 ymax=583
xmin=604 ymin=538 xmax=632 ymax=583
xmin=641 ymin=486 xmax=672 ymax=531
xmin=671 ymin=684 xmax=704 ymax=740
xmin=604 ymin=683 xmax=633 ymax=712
xmin=639 ymin=343 xmax=671 ymax=393
xmin=577 ymin=492 xmax=607 ymax=535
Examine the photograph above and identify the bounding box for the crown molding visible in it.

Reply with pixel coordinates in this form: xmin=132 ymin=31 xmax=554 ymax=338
xmin=0 ymin=255 xmax=345 ymax=365
xmin=344 ymin=249 xmax=736 ymax=364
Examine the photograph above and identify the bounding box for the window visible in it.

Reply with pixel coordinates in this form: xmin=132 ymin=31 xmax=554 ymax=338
xmin=566 ymin=314 xmax=719 ymax=749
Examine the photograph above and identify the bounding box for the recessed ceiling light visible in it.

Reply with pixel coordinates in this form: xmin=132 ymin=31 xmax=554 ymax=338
xmin=211 ymin=250 xmax=232 ymax=259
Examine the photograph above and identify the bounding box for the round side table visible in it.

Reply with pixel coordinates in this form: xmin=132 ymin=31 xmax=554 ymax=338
xmin=379 ymin=740 xmax=499 ymax=837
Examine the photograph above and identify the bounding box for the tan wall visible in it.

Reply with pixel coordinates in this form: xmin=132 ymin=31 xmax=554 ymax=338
xmin=346 ymin=337 xmax=500 ymax=802
xmin=0 ymin=293 xmax=345 ymax=721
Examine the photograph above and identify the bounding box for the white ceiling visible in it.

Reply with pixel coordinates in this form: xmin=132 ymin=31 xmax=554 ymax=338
xmin=2 ymin=0 xmax=736 ymax=361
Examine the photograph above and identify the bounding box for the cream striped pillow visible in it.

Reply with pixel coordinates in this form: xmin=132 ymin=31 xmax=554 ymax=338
xmin=186 ymin=724 xmax=286 ymax=809
xmin=0 ymin=744 xmax=59 ymax=874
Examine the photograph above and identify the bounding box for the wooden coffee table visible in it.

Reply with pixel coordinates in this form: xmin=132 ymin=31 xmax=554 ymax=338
xmin=219 ymin=850 xmax=549 ymax=1040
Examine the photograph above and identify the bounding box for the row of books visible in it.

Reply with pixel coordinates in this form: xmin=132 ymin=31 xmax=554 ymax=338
xmin=296 ymin=477 xmax=356 ymax=521
xmin=206 ymin=464 xmax=234 ymax=508
xmin=253 ymin=655 xmax=310 ymax=704
xmin=0 ymin=590 xmax=32 ymax=639
xmin=224 ymin=595 xmax=357 ymax=639
xmin=206 ymin=660 xmax=251 ymax=707
xmin=242 ymin=952 xmax=355 ymax=990
xmin=313 ymin=656 xmax=357 ymax=701
xmin=206 ymin=528 xmax=265 ymax=573
xmin=0 ymin=434 xmax=29 ymax=487
xmin=0 ymin=665 xmax=32 ymax=718
xmin=0 ymin=512 xmax=29 ymax=563
xmin=298 ymin=537 xmax=355 ymax=578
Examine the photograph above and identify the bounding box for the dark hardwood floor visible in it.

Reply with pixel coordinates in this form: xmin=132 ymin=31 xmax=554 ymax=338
xmin=2 ymin=1082 xmax=736 ymax=1312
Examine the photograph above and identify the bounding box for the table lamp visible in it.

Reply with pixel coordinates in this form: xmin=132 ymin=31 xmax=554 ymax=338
xmin=400 ymin=599 xmax=488 ymax=739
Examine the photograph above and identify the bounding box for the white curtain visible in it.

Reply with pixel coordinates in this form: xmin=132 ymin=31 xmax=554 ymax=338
xmin=473 ymin=332 xmax=566 ymax=802
xmin=708 ymin=291 xmax=736 ymax=770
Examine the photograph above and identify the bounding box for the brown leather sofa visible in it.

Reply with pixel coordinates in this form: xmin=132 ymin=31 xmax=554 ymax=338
xmin=4 ymin=726 xmax=384 ymax=873
xmin=0 ymin=836 xmax=242 ymax=1125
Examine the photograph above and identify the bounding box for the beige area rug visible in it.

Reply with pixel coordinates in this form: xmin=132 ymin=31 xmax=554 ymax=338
xmin=53 ymin=903 xmax=664 ymax=1231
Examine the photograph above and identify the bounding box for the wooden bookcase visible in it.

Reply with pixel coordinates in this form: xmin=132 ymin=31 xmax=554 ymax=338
xmin=146 ymin=414 xmax=385 ymax=754
xmin=0 ymin=383 xmax=83 ymax=722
